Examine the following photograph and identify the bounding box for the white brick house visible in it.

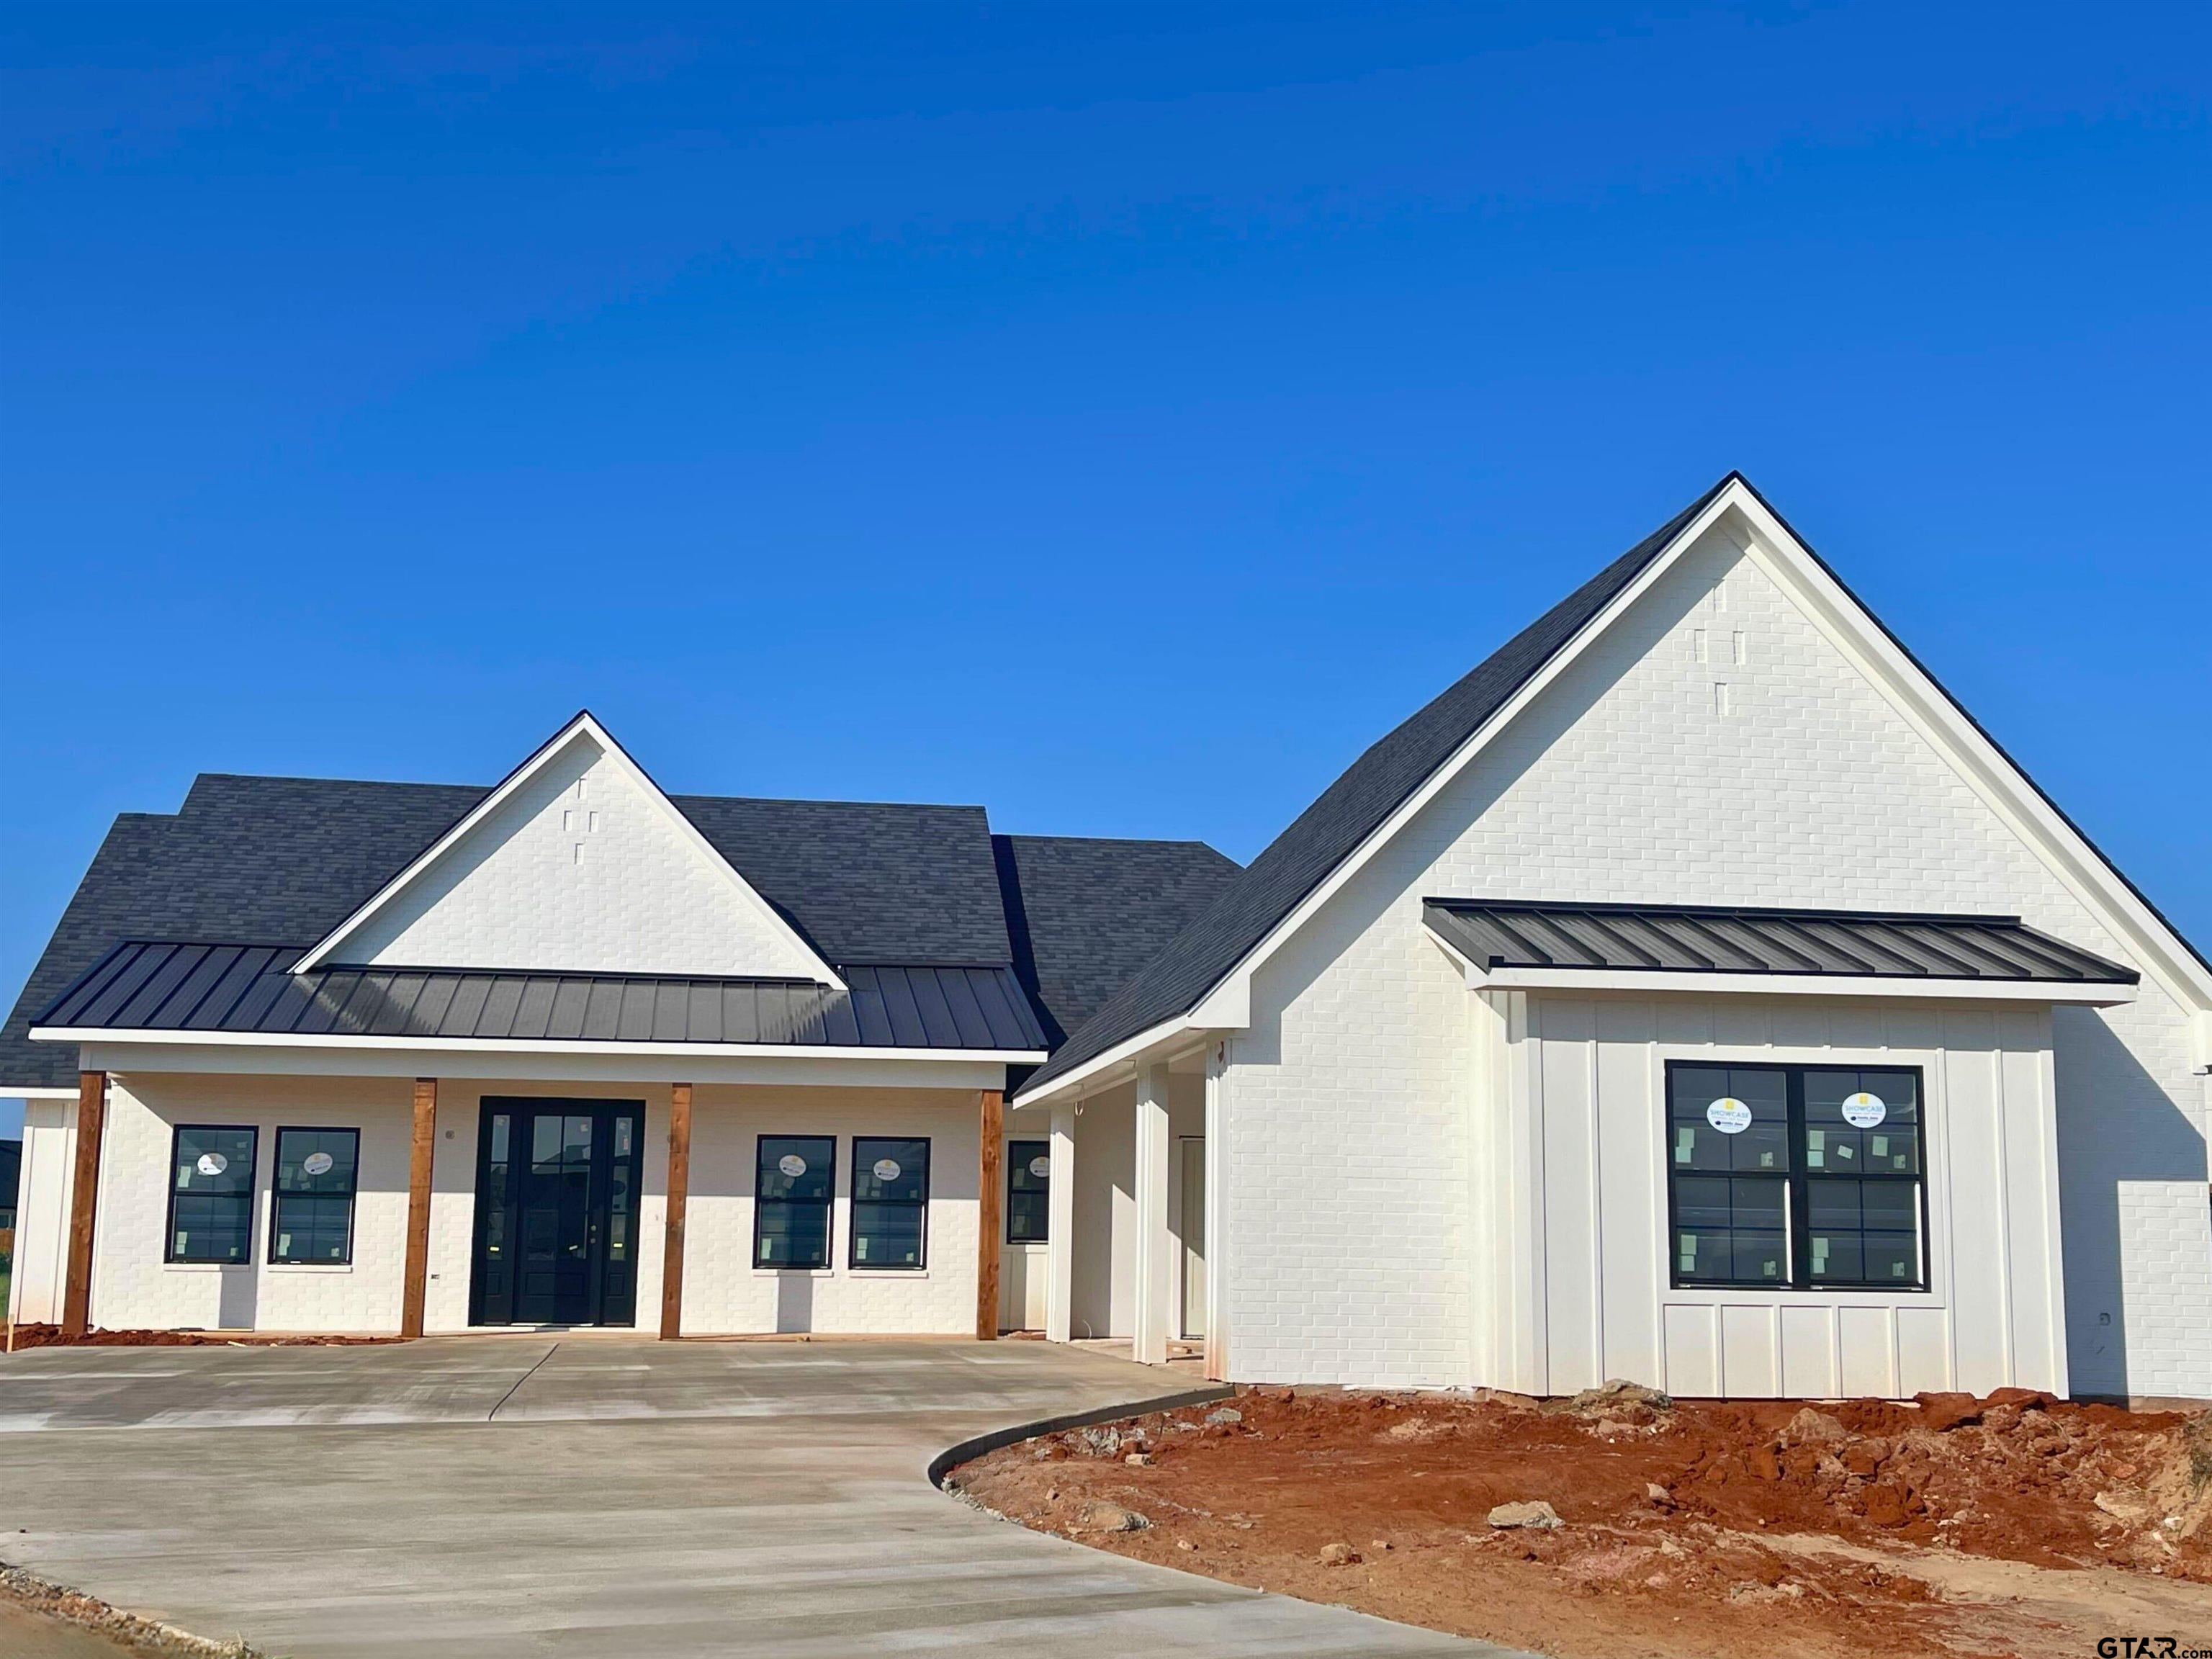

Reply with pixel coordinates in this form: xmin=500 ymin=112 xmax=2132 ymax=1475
xmin=8 ymin=475 xmax=2208 ymax=1402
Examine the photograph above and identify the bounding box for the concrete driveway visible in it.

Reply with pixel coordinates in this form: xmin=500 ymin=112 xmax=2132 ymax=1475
xmin=0 ymin=1338 xmax=1512 ymax=1658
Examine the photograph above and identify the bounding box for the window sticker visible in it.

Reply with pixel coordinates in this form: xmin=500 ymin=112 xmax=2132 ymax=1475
xmin=1705 ymin=1097 xmax=1752 ymax=1134
xmin=276 ymin=1233 xmax=292 ymax=1256
xmin=302 ymin=1151 xmax=334 ymax=1177
xmin=196 ymin=1152 xmax=228 ymax=1177
xmin=1678 ymin=1233 xmax=1696 ymax=1274
xmin=778 ymin=1154 xmax=808 ymax=1179
xmin=1870 ymin=1134 xmax=1889 ymax=1159
xmin=1806 ymin=1128 xmax=1826 ymax=1169
xmin=1674 ymin=1125 xmax=1694 ymax=1164
xmin=1834 ymin=1141 xmax=1857 ymax=1162
xmin=1812 ymin=1236 xmax=1830 ymax=1271
xmin=1028 ymin=1155 xmax=1051 ymax=1179
xmin=1840 ymin=1092 xmax=1887 ymax=1128
xmin=872 ymin=1158 xmax=902 ymax=1182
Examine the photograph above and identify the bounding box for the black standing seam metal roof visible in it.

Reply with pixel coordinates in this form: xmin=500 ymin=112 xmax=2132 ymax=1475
xmin=1421 ymin=902 xmax=2139 ymax=985
xmin=1019 ymin=469 xmax=2206 ymax=1099
xmin=36 ymin=943 xmax=1051 ymax=1051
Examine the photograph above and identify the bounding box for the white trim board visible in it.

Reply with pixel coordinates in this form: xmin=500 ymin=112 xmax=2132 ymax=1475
xmin=292 ymin=711 xmax=845 ymax=989
xmin=1017 ymin=477 xmax=2212 ymax=1104
xmin=32 ymin=1024 xmax=1039 ymax=1065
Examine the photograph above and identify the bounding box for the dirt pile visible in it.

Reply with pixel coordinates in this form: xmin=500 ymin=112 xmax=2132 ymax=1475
xmin=950 ymin=1385 xmax=2212 ymax=1659
xmin=4 ymin=1324 xmax=393 ymax=1350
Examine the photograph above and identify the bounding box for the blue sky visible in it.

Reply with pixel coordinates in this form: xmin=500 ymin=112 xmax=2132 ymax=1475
xmin=4 ymin=4 xmax=2207 ymax=1137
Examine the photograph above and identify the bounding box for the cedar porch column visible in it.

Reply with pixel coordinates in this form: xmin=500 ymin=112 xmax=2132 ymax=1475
xmin=400 ymin=1077 xmax=437 ymax=1339
xmin=1045 ymin=1099 xmax=1076 ymax=1343
xmin=975 ymin=1089 xmax=1004 ymax=1340
xmin=1132 ymin=1062 xmax=1173 ymax=1364
xmin=660 ymin=1082 xmax=693 ymax=1339
xmin=60 ymin=1069 xmax=108 ymax=1338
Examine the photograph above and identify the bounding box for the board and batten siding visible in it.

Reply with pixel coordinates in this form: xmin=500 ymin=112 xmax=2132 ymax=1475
xmin=1488 ymin=992 xmax=2066 ymax=1401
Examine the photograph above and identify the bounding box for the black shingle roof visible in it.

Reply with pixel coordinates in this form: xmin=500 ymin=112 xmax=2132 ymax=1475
xmin=1017 ymin=475 xmax=1737 ymax=1096
xmin=3 ymin=771 xmax=1231 ymax=1087
xmin=993 ymin=835 xmax=1244 ymax=1045
xmin=1423 ymin=901 xmax=2137 ymax=985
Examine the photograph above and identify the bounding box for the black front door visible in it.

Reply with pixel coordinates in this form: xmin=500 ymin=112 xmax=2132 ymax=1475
xmin=469 ymin=1098 xmax=644 ymax=1326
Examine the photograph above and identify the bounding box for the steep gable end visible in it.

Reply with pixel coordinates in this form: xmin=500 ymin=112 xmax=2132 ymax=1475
xmin=1020 ymin=475 xmax=2211 ymax=1102
xmin=300 ymin=714 xmax=840 ymax=983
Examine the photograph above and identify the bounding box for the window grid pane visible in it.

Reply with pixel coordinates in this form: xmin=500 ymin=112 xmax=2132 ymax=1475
xmin=168 ymin=1126 xmax=257 ymax=1264
xmin=851 ymin=1138 xmax=929 ymax=1269
xmin=1668 ymin=1064 xmax=1925 ymax=1292
xmin=271 ymin=1128 xmax=359 ymax=1264
xmin=755 ymin=1137 xmax=833 ymax=1268
xmin=1007 ymin=1140 xmax=1049 ymax=1242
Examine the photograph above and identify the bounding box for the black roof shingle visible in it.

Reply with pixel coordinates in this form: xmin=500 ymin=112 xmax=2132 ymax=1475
xmin=3 ymin=772 xmax=1227 ymax=1087
xmin=1017 ymin=475 xmax=1736 ymax=1095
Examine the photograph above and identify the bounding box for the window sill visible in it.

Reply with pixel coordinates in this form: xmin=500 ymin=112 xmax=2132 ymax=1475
xmin=162 ymin=1262 xmax=253 ymax=1272
xmin=752 ymin=1267 xmax=835 ymax=1278
xmin=846 ymin=1268 xmax=927 ymax=1278
xmin=266 ymin=1262 xmax=355 ymax=1274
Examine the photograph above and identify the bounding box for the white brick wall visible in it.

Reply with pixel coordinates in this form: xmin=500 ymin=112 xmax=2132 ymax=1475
xmin=78 ymin=1072 xmax=989 ymax=1338
xmin=680 ymin=1085 xmax=982 ymax=1336
xmin=1223 ymin=524 xmax=2212 ymax=1398
xmin=91 ymin=1072 xmax=415 ymax=1334
xmin=341 ymin=735 xmax=823 ymax=979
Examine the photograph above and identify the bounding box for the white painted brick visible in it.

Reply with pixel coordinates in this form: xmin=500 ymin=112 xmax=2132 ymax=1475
xmin=343 ymin=736 xmax=822 ymax=978
xmin=1222 ymin=526 xmax=2212 ymax=1398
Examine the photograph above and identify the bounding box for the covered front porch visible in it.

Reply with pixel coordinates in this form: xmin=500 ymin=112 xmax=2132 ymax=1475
xmin=1006 ymin=1045 xmax=1218 ymax=1373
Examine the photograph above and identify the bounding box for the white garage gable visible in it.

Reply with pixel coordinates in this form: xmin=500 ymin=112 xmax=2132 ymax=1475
xmin=295 ymin=713 xmax=840 ymax=983
xmin=1200 ymin=482 xmax=2211 ymax=1399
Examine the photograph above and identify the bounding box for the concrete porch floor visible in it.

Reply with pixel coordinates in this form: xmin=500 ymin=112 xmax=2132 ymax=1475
xmin=0 ymin=1336 xmax=1516 ymax=1658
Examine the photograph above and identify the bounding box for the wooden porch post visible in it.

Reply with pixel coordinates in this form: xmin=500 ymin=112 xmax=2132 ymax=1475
xmin=660 ymin=1082 xmax=693 ymax=1339
xmin=400 ymin=1077 xmax=437 ymax=1339
xmin=975 ymin=1089 xmax=1004 ymax=1340
xmin=60 ymin=1069 xmax=108 ymax=1338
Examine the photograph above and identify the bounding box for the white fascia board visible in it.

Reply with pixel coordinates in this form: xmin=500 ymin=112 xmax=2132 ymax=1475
xmin=1009 ymin=1020 xmax=1218 ymax=1108
xmin=1724 ymin=490 xmax=2212 ymax=1022
xmin=32 ymin=1025 xmax=1039 ymax=1065
xmin=291 ymin=712 xmax=846 ymax=990
xmin=71 ymin=1039 xmax=1014 ymax=1091
xmin=1465 ymin=964 xmax=2136 ymax=1006
xmin=2192 ymin=1010 xmax=2212 ymax=1074
xmin=4 ymin=1085 xmax=80 ymax=1098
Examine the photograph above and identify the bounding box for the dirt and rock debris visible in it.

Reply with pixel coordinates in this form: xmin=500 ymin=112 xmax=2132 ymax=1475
xmin=4 ymin=1324 xmax=392 ymax=1351
xmin=950 ymin=1380 xmax=2212 ymax=1659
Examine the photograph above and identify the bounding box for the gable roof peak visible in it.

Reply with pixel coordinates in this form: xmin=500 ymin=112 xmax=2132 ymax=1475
xmin=290 ymin=709 xmax=846 ymax=986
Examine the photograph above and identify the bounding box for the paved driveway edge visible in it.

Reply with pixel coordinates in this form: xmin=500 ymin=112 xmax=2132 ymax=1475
xmin=926 ymin=1381 xmax=1233 ymax=1486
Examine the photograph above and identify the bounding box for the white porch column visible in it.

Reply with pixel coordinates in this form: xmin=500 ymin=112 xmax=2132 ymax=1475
xmin=1132 ymin=1061 xmax=1173 ymax=1364
xmin=1046 ymin=1100 xmax=1077 ymax=1343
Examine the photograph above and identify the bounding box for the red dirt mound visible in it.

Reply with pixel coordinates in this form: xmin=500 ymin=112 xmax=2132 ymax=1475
xmin=950 ymin=1385 xmax=2212 ymax=1659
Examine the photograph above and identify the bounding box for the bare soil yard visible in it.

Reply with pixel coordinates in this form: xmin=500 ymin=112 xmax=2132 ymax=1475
xmin=4 ymin=1323 xmax=392 ymax=1350
xmin=950 ymin=1382 xmax=2212 ymax=1659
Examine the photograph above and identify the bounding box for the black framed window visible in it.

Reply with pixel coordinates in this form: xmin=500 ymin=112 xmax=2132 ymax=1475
xmin=1007 ymin=1139 xmax=1049 ymax=1244
xmin=1668 ymin=1062 xmax=1927 ymax=1291
xmin=270 ymin=1128 xmax=359 ymax=1264
xmin=755 ymin=1136 xmax=834 ymax=1268
xmin=851 ymin=1137 xmax=928 ymax=1269
xmin=167 ymin=1125 xmax=257 ymax=1264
